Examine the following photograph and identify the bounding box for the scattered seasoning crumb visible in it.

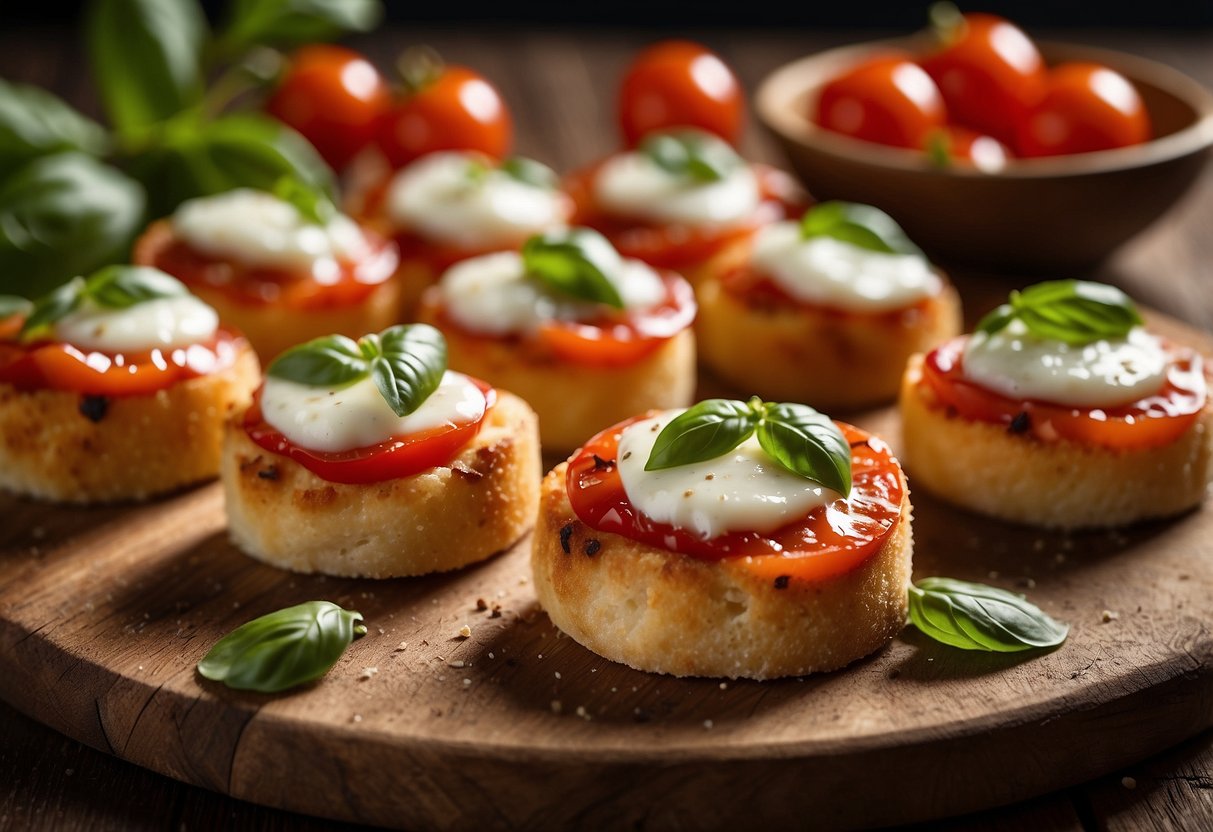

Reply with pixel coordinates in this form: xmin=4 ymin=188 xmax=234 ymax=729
xmin=538 ymin=654 xmax=543 ymax=659
xmin=488 ymin=652 xmax=495 ymax=659
xmin=703 ymin=719 xmax=714 ymax=730
xmin=575 ymin=706 xmax=589 ymax=720
xmin=583 ymin=539 xmax=601 ymax=557
xmin=359 ymin=667 xmax=378 ymax=681
xmin=683 ymin=489 xmax=694 ymax=498
xmin=78 ymin=394 xmax=109 ymax=423
xmin=476 ymin=598 xmax=488 ymax=611
xmin=559 ymin=522 xmax=575 ymax=554
xmin=1008 ymin=411 xmax=1031 ymax=434
xmin=394 ymin=641 xmax=408 ymax=651
xmin=448 ymin=659 xmax=465 ymax=668
xmin=1018 ymin=578 xmax=1037 ymax=589
xmin=437 ymin=675 xmax=446 ymax=682
xmin=377 ymin=628 xmax=385 ymax=635
xmin=719 ymin=682 xmax=728 ymax=690
xmin=256 ymin=466 xmax=279 ymax=481
xmin=1102 ymin=610 xmax=1119 ymax=623
xmin=490 ymin=604 xmax=502 ymax=618
xmin=591 ymin=454 xmax=615 ymax=471
xmin=458 ymin=624 xmax=472 ymax=638
xmin=519 ymin=577 xmax=528 ymax=585
xmin=704 ymin=473 xmax=715 ymax=481
xmin=550 ymin=700 xmax=563 ymax=714
xmin=463 ymin=678 xmax=472 ymax=687
xmin=555 ymin=671 xmax=562 ymax=679
xmin=773 ymin=575 xmax=790 ymax=590
xmin=352 ymin=714 xmax=363 ymax=723
xmin=1121 ymin=776 xmax=1136 ymax=789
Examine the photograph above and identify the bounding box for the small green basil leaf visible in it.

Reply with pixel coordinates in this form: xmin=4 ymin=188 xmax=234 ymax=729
xmin=522 ymin=228 xmax=625 ymax=309
xmin=220 ymin=0 xmax=383 ymax=52
xmin=645 ymin=399 xmax=760 ymax=471
xmin=0 ymin=296 xmax=33 ymax=320
xmin=641 ymin=129 xmax=741 ymax=183
xmin=800 ymin=201 xmax=924 ymax=257
xmin=1012 ymin=280 xmax=1142 ymax=345
xmin=19 ymin=277 xmax=85 ymax=339
xmin=197 ymin=600 xmax=366 ymax=693
xmin=273 ymin=176 xmax=335 ymax=226
xmin=268 ymin=334 xmax=368 ymax=387
xmin=85 ymin=265 xmax=187 ymax=309
xmin=371 ymin=324 xmax=448 ymax=417
xmin=86 ymin=0 xmax=207 ymax=137
xmin=754 ymin=402 xmax=852 ymax=496
xmin=974 ymin=303 xmax=1016 ymax=337
xmin=500 ymin=157 xmax=558 ymax=190
xmin=0 ymin=153 xmax=147 ymax=299
xmin=908 ymin=578 xmax=1069 ymax=653
xmin=0 ymin=79 xmax=108 ymax=177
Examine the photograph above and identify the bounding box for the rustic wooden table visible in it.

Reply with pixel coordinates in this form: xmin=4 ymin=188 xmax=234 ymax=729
xmin=1 ymin=22 xmax=1211 ymax=832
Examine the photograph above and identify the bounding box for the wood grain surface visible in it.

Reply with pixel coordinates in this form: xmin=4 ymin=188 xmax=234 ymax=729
xmin=1 ymin=22 xmax=1212 ymax=832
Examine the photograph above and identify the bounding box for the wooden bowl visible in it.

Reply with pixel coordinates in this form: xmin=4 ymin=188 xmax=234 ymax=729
xmin=756 ymin=40 xmax=1213 ymax=273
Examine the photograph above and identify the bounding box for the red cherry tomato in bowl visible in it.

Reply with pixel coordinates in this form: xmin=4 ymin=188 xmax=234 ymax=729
xmin=1017 ymin=62 xmax=1151 ymax=157
xmin=813 ymin=54 xmax=947 ymax=150
xmin=375 ymin=59 xmax=513 ymax=169
xmin=619 ymin=40 xmax=745 ymax=146
xmin=926 ymin=125 xmax=1012 ymax=172
xmin=266 ymin=45 xmax=390 ymax=171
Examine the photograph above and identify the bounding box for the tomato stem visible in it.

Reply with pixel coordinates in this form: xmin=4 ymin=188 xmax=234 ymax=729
xmin=928 ymin=2 xmax=965 ymax=46
xmin=396 ymin=45 xmax=445 ymax=95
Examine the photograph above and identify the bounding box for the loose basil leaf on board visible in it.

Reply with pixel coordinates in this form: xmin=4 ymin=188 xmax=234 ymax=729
xmin=645 ymin=399 xmax=761 ymax=471
xmin=84 ymin=265 xmax=186 ymax=309
xmin=522 ymin=228 xmax=625 ymax=309
xmin=197 ymin=601 xmax=367 ymax=693
xmin=219 ymin=0 xmax=383 ymax=52
xmin=268 ymin=333 xmax=369 ymax=387
xmin=800 ymin=201 xmax=924 ymax=258
xmin=975 ymin=280 xmax=1143 ymax=345
xmin=755 ymin=401 xmax=852 ymax=496
xmin=18 ymin=278 xmax=84 ymax=338
xmin=372 ymin=324 xmax=448 ymax=417
xmin=500 ymin=156 xmax=559 ymax=190
xmin=641 ymin=129 xmax=741 ymax=183
xmin=908 ymin=577 xmax=1069 ymax=653
xmin=86 ymin=0 xmax=207 ymax=137
xmin=0 ymin=153 xmax=147 ymax=299
xmin=0 ymin=296 xmax=33 ymax=320
xmin=273 ymin=176 xmax=335 ymax=226
xmin=0 ymin=80 xmax=108 ymax=177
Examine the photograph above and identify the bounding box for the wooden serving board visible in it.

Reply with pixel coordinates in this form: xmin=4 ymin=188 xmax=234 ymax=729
xmin=1 ymin=310 xmax=1211 ymax=831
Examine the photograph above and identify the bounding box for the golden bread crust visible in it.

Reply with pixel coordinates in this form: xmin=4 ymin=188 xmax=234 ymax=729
xmin=0 ymin=345 xmax=260 ymax=503
xmin=222 ymin=390 xmax=541 ymax=578
xmin=531 ymin=462 xmax=913 ymax=679
xmin=898 ymin=354 xmax=1213 ymax=528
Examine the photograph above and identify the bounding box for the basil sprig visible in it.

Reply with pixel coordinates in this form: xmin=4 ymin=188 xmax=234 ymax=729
xmin=800 ymin=201 xmax=924 ymax=257
xmin=500 ymin=156 xmax=559 ymax=189
xmin=522 ymin=228 xmax=625 ymax=309
xmin=197 ymin=600 xmax=367 ymax=693
xmin=640 ymin=129 xmax=742 ymax=183
xmin=645 ymin=397 xmax=852 ymax=496
xmin=273 ymin=175 xmax=336 ymax=226
xmin=908 ymin=577 xmax=1069 ymax=652
xmin=975 ymin=280 xmax=1143 ymax=345
xmin=268 ymin=324 xmax=448 ymax=418
xmin=19 ymin=265 xmax=187 ymax=339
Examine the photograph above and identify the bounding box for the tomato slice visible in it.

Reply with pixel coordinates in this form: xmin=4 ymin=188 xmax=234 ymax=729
xmin=243 ymin=379 xmax=495 ymax=484
xmin=565 ymin=162 xmax=807 ymax=271
xmin=0 ymin=329 xmax=247 ymax=396
xmin=133 ymin=220 xmax=399 ymax=311
xmin=565 ymin=415 xmax=904 ymax=583
xmin=920 ymin=337 xmax=1207 ymax=451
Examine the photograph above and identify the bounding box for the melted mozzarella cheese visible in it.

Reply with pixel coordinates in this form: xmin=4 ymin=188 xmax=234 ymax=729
xmin=750 ymin=222 xmax=941 ymax=313
xmin=592 ymin=151 xmax=760 ymax=226
xmin=386 ymin=151 xmax=570 ymax=248
xmin=172 ymin=188 xmax=369 ymax=277
xmin=616 ymin=411 xmax=839 ymax=539
xmin=437 ymin=250 xmax=666 ymax=336
xmin=963 ymin=320 xmax=1169 ymax=408
xmin=261 ymin=371 xmax=486 ymax=453
xmin=52 ymin=295 xmax=219 ymax=352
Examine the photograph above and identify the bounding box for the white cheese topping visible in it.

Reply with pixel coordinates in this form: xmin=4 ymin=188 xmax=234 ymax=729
xmin=172 ymin=188 xmax=370 ymax=278
xmin=261 ymin=370 xmax=486 ymax=453
xmin=386 ymin=151 xmax=570 ymax=248
xmin=437 ymin=250 xmax=666 ymax=336
xmin=52 ymin=295 xmax=219 ymax=353
xmin=963 ymin=320 xmax=1169 ymax=408
xmin=616 ymin=411 xmax=840 ymax=539
xmin=592 ymin=151 xmax=760 ymax=226
xmin=750 ymin=222 xmax=941 ymax=313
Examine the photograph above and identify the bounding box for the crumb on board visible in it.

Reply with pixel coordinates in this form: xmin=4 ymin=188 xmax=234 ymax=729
xmin=458 ymin=624 xmax=472 ymax=638
xmin=550 ymin=700 xmax=562 ymax=714
xmin=359 ymin=667 xmax=378 ymax=681
xmin=1121 ymin=776 xmax=1136 ymax=789
xmin=1102 ymin=610 xmax=1120 ymax=623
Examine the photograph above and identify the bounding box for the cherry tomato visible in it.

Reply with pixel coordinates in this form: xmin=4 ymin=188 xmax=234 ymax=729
xmin=265 ymin=45 xmax=391 ymax=171
xmin=920 ymin=12 xmax=1046 ymax=147
xmin=926 ymin=126 xmax=1011 ymax=172
xmin=243 ymin=380 xmax=495 ymax=484
xmin=1016 ymin=62 xmax=1151 ymax=157
xmin=376 ymin=61 xmax=513 ymax=169
xmin=814 ymin=54 xmax=947 ymax=150
xmin=618 ymin=40 xmax=745 ymax=146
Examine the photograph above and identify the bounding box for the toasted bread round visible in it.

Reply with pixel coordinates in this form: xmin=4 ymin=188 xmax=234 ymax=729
xmin=395 ymin=258 xmax=440 ymax=322
xmin=0 ymin=344 xmax=260 ymax=504
xmin=899 ymin=354 xmax=1213 ymax=528
xmin=696 ymin=249 xmax=962 ymax=410
xmin=531 ymin=461 xmax=913 ymax=679
xmin=222 ymin=390 xmax=541 ymax=578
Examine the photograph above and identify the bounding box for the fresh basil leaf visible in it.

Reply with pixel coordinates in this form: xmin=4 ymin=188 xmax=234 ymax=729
xmin=197 ymin=600 xmax=366 ymax=693
xmin=974 ymin=303 xmax=1016 ymax=337
xmin=86 ymin=0 xmax=207 ymax=136
xmin=908 ymin=578 xmax=1069 ymax=653
xmin=755 ymin=402 xmax=852 ymax=496
xmin=19 ymin=277 xmax=85 ymax=339
xmin=500 ymin=157 xmax=558 ymax=190
xmin=85 ymin=265 xmax=186 ymax=309
xmin=273 ymin=176 xmax=335 ymax=226
xmin=641 ymin=129 xmax=741 ymax=183
xmin=800 ymin=201 xmax=924 ymax=257
xmin=0 ymin=153 xmax=146 ymax=299
xmin=0 ymin=80 xmax=108 ymax=177
xmin=371 ymin=324 xmax=448 ymax=417
xmin=220 ymin=0 xmax=383 ymax=52
xmin=268 ymin=333 xmax=368 ymax=387
xmin=645 ymin=398 xmax=761 ymax=471
xmin=0 ymin=296 xmax=33 ymax=320
xmin=522 ymin=228 xmax=625 ymax=309
xmin=975 ymin=280 xmax=1143 ymax=345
